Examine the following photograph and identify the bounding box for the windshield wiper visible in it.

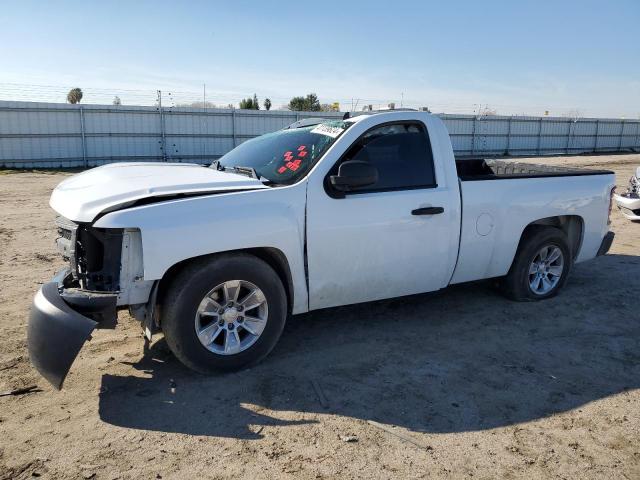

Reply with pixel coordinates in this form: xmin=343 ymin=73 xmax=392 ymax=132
xmin=231 ymin=166 xmax=259 ymax=179
xmin=210 ymin=160 xmax=259 ymax=180
xmin=210 ymin=160 xmax=224 ymax=171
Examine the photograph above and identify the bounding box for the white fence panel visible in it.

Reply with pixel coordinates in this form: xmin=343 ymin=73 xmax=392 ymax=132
xmin=0 ymin=101 xmax=638 ymax=168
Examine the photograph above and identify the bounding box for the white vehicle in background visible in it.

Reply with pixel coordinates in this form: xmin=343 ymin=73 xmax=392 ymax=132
xmin=28 ymin=110 xmax=617 ymax=389
xmin=614 ymin=166 xmax=640 ymax=220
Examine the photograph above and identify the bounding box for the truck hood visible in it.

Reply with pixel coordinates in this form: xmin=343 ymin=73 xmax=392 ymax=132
xmin=50 ymin=162 xmax=268 ymax=222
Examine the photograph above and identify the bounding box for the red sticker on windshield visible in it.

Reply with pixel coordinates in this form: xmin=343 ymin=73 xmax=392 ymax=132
xmin=277 ymin=146 xmax=308 ymax=174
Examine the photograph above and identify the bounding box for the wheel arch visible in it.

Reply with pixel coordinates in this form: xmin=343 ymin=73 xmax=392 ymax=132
xmin=519 ymin=215 xmax=584 ymax=260
xmin=156 ymin=247 xmax=295 ymax=316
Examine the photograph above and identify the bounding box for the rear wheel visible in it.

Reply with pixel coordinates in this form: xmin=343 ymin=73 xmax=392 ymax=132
xmin=501 ymin=227 xmax=572 ymax=301
xmin=161 ymin=253 xmax=287 ymax=373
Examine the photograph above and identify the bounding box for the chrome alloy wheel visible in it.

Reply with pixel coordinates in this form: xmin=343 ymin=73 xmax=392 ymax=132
xmin=194 ymin=280 xmax=268 ymax=355
xmin=528 ymin=245 xmax=564 ymax=295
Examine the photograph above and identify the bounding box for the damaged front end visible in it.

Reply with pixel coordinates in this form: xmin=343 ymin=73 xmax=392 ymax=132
xmin=614 ymin=167 xmax=640 ymax=221
xmin=28 ymin=217 xmax=152 ymax=389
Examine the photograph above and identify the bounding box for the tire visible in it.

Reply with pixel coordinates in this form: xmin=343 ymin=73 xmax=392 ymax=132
xmin=161 ymin=253 xmax=287 ymax=373
xmin=500 ymin=226 xmax=573 ymax=302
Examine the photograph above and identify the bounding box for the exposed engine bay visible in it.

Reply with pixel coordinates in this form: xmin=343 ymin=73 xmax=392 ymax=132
xmin=55 ymin=216 xmax=154 ymax=315
xmin=614 ymin=166 xmax=640 ymax=221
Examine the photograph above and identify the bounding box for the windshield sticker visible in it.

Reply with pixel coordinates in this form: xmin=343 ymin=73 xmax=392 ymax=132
xmin=310 ymin=123 xmax=344 ymax=138
xmin=277 ymin=146 xmax=307 ymax=174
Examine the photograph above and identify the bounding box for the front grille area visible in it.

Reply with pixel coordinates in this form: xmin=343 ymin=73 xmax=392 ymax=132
xmin=53 ymin=216 xmax=124 ymax=291
xmin=75 ymin=226 xmax=123 ymax=291
xmin=628 ymin=175 xmax=639 ymax=196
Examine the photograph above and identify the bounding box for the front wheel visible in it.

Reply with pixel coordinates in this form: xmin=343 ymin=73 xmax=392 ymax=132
xmin=161 ymin=253 xmax=287 ymax=373
xmin=501 ymin=227 xmax=572 ymax=301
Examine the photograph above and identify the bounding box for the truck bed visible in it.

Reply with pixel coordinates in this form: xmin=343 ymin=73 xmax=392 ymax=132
xmin=456 ymin=159 xmax=613 ymax=181
xmin=451 ymin=157 xmax=615 ymax=286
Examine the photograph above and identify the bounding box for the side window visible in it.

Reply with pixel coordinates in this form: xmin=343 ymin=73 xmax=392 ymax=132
xmin=341 ymin=122 xmax=436 ymax=192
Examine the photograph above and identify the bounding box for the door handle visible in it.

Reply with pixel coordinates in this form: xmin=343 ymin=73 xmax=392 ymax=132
xmin=411 ymin=206 xmax=444 ymax=215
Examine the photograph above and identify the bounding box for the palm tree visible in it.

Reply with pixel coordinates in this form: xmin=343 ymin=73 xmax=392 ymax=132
xmin=67 ymin=88 xmax=83 ymax=104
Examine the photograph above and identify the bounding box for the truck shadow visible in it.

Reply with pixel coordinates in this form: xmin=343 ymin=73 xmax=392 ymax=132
xmin=98 ymin=254 xmax=640 ymax=439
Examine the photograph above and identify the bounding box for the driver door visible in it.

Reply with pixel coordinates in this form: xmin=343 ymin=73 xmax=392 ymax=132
xmin=305 ymin=120 xmax=458 ymax=310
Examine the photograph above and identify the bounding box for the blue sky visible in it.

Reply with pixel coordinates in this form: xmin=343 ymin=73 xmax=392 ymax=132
xmin=1 ymin=0 xmax=639 ymax=116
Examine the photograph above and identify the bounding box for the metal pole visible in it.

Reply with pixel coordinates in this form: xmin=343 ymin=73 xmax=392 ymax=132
xmin=594 ymin=119 xmax=600 ymax=153
xmin=231 ymin=108 xmax=237 ymax=148
xmin=158 ymin=90 xmax=167 ymax=161
xmin=506 ymin=116 xmax=512 ymax=155
xmin=471 ymin=116 xmax=477 ymax=156
xmin=565 ymin=119 xmax=572 ymax=154
xmin=79 ymin=106 xmax=87 ymax=168
xmin=536 ymin=117 xmax=543 ymax=155
xmin=618 ymin=120 xmax=625 ymax=151
xmin=202 ymin=84 xmax=206 ymax=158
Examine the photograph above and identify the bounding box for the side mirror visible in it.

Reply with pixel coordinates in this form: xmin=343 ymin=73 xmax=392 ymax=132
xmin=329 ymin=160 xmax=378 ymax=192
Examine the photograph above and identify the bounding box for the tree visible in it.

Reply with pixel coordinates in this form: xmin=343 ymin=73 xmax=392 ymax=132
xmin=239 ymin=93 xmax=260 ymax=110
xmin=474 ymin=104 xmax=497 ymax=116
xmin=479 ymin=106 xmax=497 ymax=116
xmin=288 ymin=96 xmax=305 ymax=111
xmin=561 ymin=109 xmax=582 ymax=120
xmin=113 ymin=96 xmax=121 ymax=105
xmin=239 ymin=97 xmax=253 ymax=109
xmin=176 ymin=101 xmax=219 ymax=108
xmin=264 ymin=98 xmax=272 ymax=111
xmin=288 ymin=93 xmax=321 ymax=111
xmin=67 ymin=88 xmax=83 ymax=104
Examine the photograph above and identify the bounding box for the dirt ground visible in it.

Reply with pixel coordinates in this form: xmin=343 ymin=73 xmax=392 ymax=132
xmin=0 ymin=154 xmax=639 ymax=480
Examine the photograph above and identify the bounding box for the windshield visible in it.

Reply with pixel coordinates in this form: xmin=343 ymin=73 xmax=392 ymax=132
xmin=214 ymin=120 xmax=351 ymax=184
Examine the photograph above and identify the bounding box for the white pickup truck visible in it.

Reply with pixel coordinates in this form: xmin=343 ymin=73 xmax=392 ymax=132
xmin=28 ymin=111 xmax=616 ymax=389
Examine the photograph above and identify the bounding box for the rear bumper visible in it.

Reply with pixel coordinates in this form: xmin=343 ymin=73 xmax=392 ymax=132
xmin=597 ymin=231 xmax=615 ymax=257
xmin=27 ymin=269 xmax=117 ymax=390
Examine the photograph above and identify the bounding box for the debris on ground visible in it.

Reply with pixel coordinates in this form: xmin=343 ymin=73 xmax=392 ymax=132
xmin=367 ymin=420 xmax=434 ymax=452
xmin=0 ymin=385 xmax=41 ymax=397
xmin=310 ymin=379 xmax=329 ymax=409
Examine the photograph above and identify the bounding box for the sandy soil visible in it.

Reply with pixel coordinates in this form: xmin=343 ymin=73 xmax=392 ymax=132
xmin=0 ymin=154 xmax=639 ymax=480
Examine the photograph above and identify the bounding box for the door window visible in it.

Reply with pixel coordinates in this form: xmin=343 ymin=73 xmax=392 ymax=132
xmin=337 ymin=122 xmax=436 ymax=192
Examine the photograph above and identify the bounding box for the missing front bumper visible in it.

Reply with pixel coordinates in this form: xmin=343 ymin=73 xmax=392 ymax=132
xmin=27 ymin=270 xmax=117 ymax=390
